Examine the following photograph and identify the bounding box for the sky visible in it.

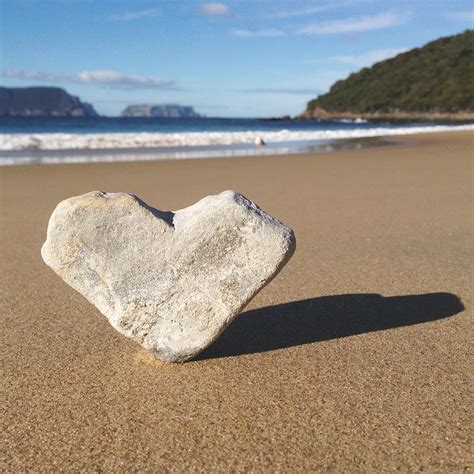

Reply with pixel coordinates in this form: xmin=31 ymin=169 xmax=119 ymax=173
xmin=1 ymin=0 xmax=472 ymax=117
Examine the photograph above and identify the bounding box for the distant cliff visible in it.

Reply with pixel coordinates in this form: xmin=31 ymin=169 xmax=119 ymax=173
xmin=0 ymin=87 xmax=98 ymax=117
xmin=121 ymin=104 xmax=202 ymax=118
xmin=302 ymin=30 xmax=474 ymax=121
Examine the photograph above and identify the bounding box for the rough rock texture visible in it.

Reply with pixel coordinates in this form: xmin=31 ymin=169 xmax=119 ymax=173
xmin=41 ymin=191 xmax=296 ymax=362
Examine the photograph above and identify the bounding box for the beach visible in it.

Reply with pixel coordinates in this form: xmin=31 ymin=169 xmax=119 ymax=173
xmin=1 ymin=130 xmax=472 ymax=470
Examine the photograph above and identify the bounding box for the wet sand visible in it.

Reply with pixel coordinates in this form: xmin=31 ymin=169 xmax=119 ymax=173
xmin=1 ymin=131 xmax=472 ymax=471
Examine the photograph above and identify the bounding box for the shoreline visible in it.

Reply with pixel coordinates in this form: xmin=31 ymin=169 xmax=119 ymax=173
xmin=0 ymin=136 xmax=394 ymax=166
xmin=300 ymin=110 xmax=474 ymax=122
xmin=1 ymin=130 xmax=472 ymax=471
xmin=0 ymin=124 xmax=473 ymax=166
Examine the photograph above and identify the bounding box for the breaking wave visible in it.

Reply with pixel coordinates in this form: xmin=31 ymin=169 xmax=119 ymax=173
xmin=1 ymin=124 xmax=473 ymax=152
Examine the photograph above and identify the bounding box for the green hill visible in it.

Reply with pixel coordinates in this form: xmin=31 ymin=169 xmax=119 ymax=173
xmin=302 ymin=30 xmax=474 ymax=121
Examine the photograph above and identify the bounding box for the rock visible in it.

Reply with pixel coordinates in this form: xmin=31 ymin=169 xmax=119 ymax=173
xmin=41 ymin=191 xmax=296 ymax=362
xmin=0 ymin=86 xmax=99 ymax=117
xmin=121 ymin=104 xmax=201 ymax=118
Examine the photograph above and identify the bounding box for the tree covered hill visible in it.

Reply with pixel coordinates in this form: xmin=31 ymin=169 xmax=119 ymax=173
xmin=302 ymin=30 xmax=474 ymax=120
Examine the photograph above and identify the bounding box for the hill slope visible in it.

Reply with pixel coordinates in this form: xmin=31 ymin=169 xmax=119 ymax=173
xmin=302 ymin=30 xmax=474 ymax=120
xmin=0 ymin=87 xmax=98 ymax=117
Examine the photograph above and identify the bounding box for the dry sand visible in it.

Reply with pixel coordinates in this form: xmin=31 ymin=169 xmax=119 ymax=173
xmin=1 ymin=131 xmax=473 ymax=471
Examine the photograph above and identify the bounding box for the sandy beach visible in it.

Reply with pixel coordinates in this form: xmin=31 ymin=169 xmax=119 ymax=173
xmin=1 ymin=131 xmax=472 ymax=471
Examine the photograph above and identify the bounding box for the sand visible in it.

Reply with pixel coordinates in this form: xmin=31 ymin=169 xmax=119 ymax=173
xmin=1 ymin=131 xmax=472 ymax=471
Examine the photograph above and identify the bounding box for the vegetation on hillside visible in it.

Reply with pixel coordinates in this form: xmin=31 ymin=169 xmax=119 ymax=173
xmin=304 ymin=30 xmax=474 ymax=118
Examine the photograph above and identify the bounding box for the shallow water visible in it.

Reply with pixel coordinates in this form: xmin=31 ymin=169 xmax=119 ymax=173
xmin=0 ymin=116 xmax=472 ymax=165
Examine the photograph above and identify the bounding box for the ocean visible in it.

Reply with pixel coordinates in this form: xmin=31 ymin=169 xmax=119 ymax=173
xmin=0 ymin=116 xmax=472 ymax=166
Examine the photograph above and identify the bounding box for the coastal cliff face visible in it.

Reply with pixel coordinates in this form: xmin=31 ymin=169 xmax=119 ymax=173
xmin=302 ymin=30 xmax=474 ymax=121
xmin=121 ymin=104 xmax=201 ymax=118
xmin=0 ymin=87 xmax=98 ymax=117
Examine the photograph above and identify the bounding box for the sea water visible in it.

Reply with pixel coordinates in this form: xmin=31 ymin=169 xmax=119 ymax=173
xmin=0 ymin=116 xmax=472 ymax=165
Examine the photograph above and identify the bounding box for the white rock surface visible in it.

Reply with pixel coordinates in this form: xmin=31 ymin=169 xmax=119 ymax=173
xmin=42 ymin=190 xmax=296 ymax=362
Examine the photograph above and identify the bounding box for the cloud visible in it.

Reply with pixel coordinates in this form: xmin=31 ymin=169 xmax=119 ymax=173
xmin=334 ymin=48 xmax=408 ymax=68
xmin=270 ymin=0 xmax=361 ymax=19
xmin=240 ymin=88 xmax=320 ymax=95
xmin=3 ymin=69 xmax=175 ymax=89
xmin=200 ymin=2 xmax=230 ymax=16
xmin=230 ymin=28 xmax=286 ymax=37
xmin=446 ymin=11 xmax=473 ymax=22
xmin=299 ymin=11 xmax=410 ymax=35
xmin=108 ymin=8 xmax=161 ymax=21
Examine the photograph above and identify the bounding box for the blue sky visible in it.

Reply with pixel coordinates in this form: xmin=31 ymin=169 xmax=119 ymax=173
xmin=1 ymin=0 xmax=472 ymax=117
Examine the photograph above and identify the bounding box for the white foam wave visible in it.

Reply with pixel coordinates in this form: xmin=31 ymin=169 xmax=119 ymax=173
xmin=336 ymin=118 xmax=368 ymax=124
xmin=0 ymin=124 xmax=473 ymax=152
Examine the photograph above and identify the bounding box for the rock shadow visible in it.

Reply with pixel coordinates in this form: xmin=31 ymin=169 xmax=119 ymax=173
xmin=198 ymin=292 xmax=464 ymax=360
xmin=132 ymin=195 xmax=175 ymax=227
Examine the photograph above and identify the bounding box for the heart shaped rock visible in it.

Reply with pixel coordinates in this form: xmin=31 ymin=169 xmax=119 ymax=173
xmin=42 ymin=190 xmax=296 ymax=362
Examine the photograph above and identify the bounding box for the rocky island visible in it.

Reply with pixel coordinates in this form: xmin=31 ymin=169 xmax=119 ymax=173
xmin=0 ymin=86 xmax=98 ymax=117
xmin=121 ymin=104 xmax=202 ymax=118
xmin=302 ymin=30 xmax=474 ymax=121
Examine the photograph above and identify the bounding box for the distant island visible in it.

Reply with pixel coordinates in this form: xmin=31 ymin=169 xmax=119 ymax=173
xmin=121 ymin=104 xmax=202 ymax=118
xmin=302 ymin=30 xmax=474 ymax=121
xmin=0 ymin=86 xmax=98 ymax=117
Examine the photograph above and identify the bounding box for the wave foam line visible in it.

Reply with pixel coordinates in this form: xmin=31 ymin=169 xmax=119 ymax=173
xmin=0 ymin=124 xmax=473 ymax=151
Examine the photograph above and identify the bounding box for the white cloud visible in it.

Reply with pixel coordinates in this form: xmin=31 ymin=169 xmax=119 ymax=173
xmin=109 ymin=8 xmax=161 ymax=21
xmin=270 ymin=0 xmax=361 ymax=19
xmin=4 ymin=70 xmax=58 ymax=82
xmin=3 ymin=69 xmax=175 ymax=89
xmin=230 ymin=28 xmax=286 ymax=37
xmin=334 ymin=48 xmax=408 ymax=68
xmin=241 ymin=88 xmax=320 ymax=95
xmin=446 ymin=10 xmax=473 ymax=22
xmin=200 ymin=3 xmax=230 ymax=16
xmin=299 ymin=11 xmax=410 ymax=35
